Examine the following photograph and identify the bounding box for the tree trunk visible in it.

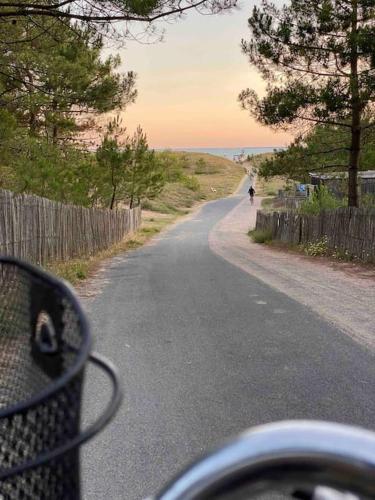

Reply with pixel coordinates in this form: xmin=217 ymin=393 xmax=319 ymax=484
xmin=29 ymin=112 xmax=37 ymax=136
xmin=129 ymin=160 xmax=136 ymax=209
xmin=349 ymin=119 xmax=360 ymax=207
xmin=348 ymin=0 xmax=360 ymax=208
xmin=110 ymin=185 xmax=117 ymax=210
xmin=52 ymin=99 xmax=58 ymax=145
xmin=26 ymin=70 xmax=37 ymax=135
xmin=52 ymin=124 xmax=58 ymax=144
xmin=110 ymin=165 xmax=117 ymax=210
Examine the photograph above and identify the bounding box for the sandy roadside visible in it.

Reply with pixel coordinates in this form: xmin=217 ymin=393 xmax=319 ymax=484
xmin=209 ymin=196 xmax=375 ymax=351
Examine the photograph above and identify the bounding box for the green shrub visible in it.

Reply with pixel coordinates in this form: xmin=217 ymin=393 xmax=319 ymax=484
xmin=361 ymin=194 xmax=375 ymax=208
xmin=248 ymin=229 xmax=273 ymax=243
xmin=261 ymin=198 xmax=274 ymax=209
xmin=76 ymin=268 xmax=87 ymax=280
xmin=157 ymin=152 xmax=185 ymax=181
xmin=332 ymin=248 xmax=353 ymax=261
xmin=141 ymin=199 xmax=154 ymax=210
xmin=194 ymin=158 xmax=208 ymax=174
xmin=181 ymin=175 xmax=200 ymax=191
xmin=127 ymin=239 xmax=143 ymax=249
xmin=302 ymin=236 xmax=328 ymax=256
xmin=299 ymin=186 xmax=345 ymax=215
xmin=140 ymin=226 xmax=160 ymax=235
xmin=48 ymin=261 xmax=88 ymax=284
xmin=194 ymin=158 xmax=219 ymax=175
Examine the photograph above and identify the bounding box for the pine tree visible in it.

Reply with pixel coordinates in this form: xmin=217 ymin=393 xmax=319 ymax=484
xmin=96 ymin=117 xmax=131 ymax=209
xmin=126 ymin=127 xmax=165 ymax=208
xmin=239 ymin=0 xmax=375 ymax=207
xmin=0 ymin=19 xmax=137 ymax=143
xmin=96 ymin=122 xmax=165 ymax=209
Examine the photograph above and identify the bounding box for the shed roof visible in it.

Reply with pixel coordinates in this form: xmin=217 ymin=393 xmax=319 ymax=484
xmin=309 ymin=171 xmax=375 ymax=180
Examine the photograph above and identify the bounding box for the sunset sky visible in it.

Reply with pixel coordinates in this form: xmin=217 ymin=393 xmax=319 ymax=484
xmin=114 ymin=1 xmax=292 ymax=149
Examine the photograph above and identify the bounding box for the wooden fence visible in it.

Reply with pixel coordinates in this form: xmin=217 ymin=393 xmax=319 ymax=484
xmin=256 ymin=208 xmax=375 ymax=262
xmin=273 ymin=196 xmax=305 ymax=211
xmin=0 ymin=189 xmax=141 ymax=265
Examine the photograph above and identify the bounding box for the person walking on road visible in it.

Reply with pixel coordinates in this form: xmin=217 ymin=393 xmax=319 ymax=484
xmin=248 ymin=186 xmax=255 ymax=205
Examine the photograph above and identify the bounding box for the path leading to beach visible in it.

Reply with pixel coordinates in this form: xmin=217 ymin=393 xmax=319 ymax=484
xmin=82 ymin=184 xmax=375 ymax=499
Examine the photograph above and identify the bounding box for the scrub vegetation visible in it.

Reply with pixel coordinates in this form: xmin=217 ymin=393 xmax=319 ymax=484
xmin=145 ymin=152 xmax=244 ymax=215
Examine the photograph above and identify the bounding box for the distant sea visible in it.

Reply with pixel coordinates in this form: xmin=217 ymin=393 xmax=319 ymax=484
xmin=168 ymin=147 xmax=283 ymax=161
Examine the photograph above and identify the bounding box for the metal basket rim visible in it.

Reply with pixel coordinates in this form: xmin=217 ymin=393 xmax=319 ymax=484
xmin=0 ymin=352 xmax=123 ymax=481
xmin=0 ymin=256 xmax=92 ymax=419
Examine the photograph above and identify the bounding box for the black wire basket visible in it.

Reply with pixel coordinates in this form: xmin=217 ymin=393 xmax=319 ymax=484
xmin=0 ymin=257 xmax=122 ymax=499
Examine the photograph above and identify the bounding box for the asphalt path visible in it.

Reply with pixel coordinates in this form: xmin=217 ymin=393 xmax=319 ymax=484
xmin=82 ymin=185 xmax=375 ymax=499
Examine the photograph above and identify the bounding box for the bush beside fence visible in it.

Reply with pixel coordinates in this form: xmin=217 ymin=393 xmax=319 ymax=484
xmin=0 ymin=189 xmax=141 ymax=265
xmin=256 ymin=208 xmax=375 ymax=262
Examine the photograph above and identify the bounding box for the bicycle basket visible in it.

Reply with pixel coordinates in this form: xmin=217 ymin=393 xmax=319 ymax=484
xmin=0 ymin=257 xmax=121 ymax=499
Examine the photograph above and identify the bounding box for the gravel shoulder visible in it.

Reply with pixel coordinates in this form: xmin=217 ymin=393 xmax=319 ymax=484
xmin=209 ymin=196 xmax=375 ymax=351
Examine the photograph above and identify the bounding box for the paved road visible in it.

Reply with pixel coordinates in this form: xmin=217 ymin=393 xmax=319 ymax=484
xmin=82 ymin=186 xmax=375 ymax=499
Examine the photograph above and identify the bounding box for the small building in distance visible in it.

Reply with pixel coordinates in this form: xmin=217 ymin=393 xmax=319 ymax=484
xmin=309 ymin=171 xmax=375 ymax=198
xmin=233 ymin=152 xmax=246 ymax=163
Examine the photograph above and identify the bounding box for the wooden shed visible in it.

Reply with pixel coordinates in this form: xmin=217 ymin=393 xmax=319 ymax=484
xmin=309 ymin=171 xmax=375 ymax=197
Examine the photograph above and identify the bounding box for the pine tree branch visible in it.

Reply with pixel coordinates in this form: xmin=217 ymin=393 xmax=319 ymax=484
xmin=0 ymin=0 xmax=73 ymax=9
xmin=0 ymin=0 xmax=213 ymax=21
xmin=294 ymin=114 xmax=352 ymax=128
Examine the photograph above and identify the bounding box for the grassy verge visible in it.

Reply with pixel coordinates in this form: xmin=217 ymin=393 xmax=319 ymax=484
xmin=46 ymin=212 xmax=177 ymax=285
xmin=249 ymin=228 xmax=355 ymax=261
xmin=248 ymin=228 xmax=273 ymax=244
xmin=261 ymin=197 xmax=276 ymax=211
xmin=265 ymin=238 xmax=374 ymax=265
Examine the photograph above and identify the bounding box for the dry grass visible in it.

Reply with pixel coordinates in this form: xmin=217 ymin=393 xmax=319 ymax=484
xmin=46 ymin=212 xmax=177 ymax=285
xmin=182 ymin=152 xmax=245 ymax=199
xmin=145 ymin=182 xmax=203 ymax=214
xmin=256 ymin=176 xmax=286 ymax=197
xmin=145 ymin=152 xmax=244 ymax=213
xmin=251 ymin=152 xmax=274 ymax=164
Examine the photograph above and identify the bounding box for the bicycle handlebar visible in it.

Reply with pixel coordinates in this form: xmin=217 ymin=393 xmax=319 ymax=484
xmin=152 ymin=421 xmax=375 ymax=499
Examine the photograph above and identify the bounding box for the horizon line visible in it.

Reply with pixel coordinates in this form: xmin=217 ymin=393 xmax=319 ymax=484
xmin=153 ymin=145 xmax=285 ymax=150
